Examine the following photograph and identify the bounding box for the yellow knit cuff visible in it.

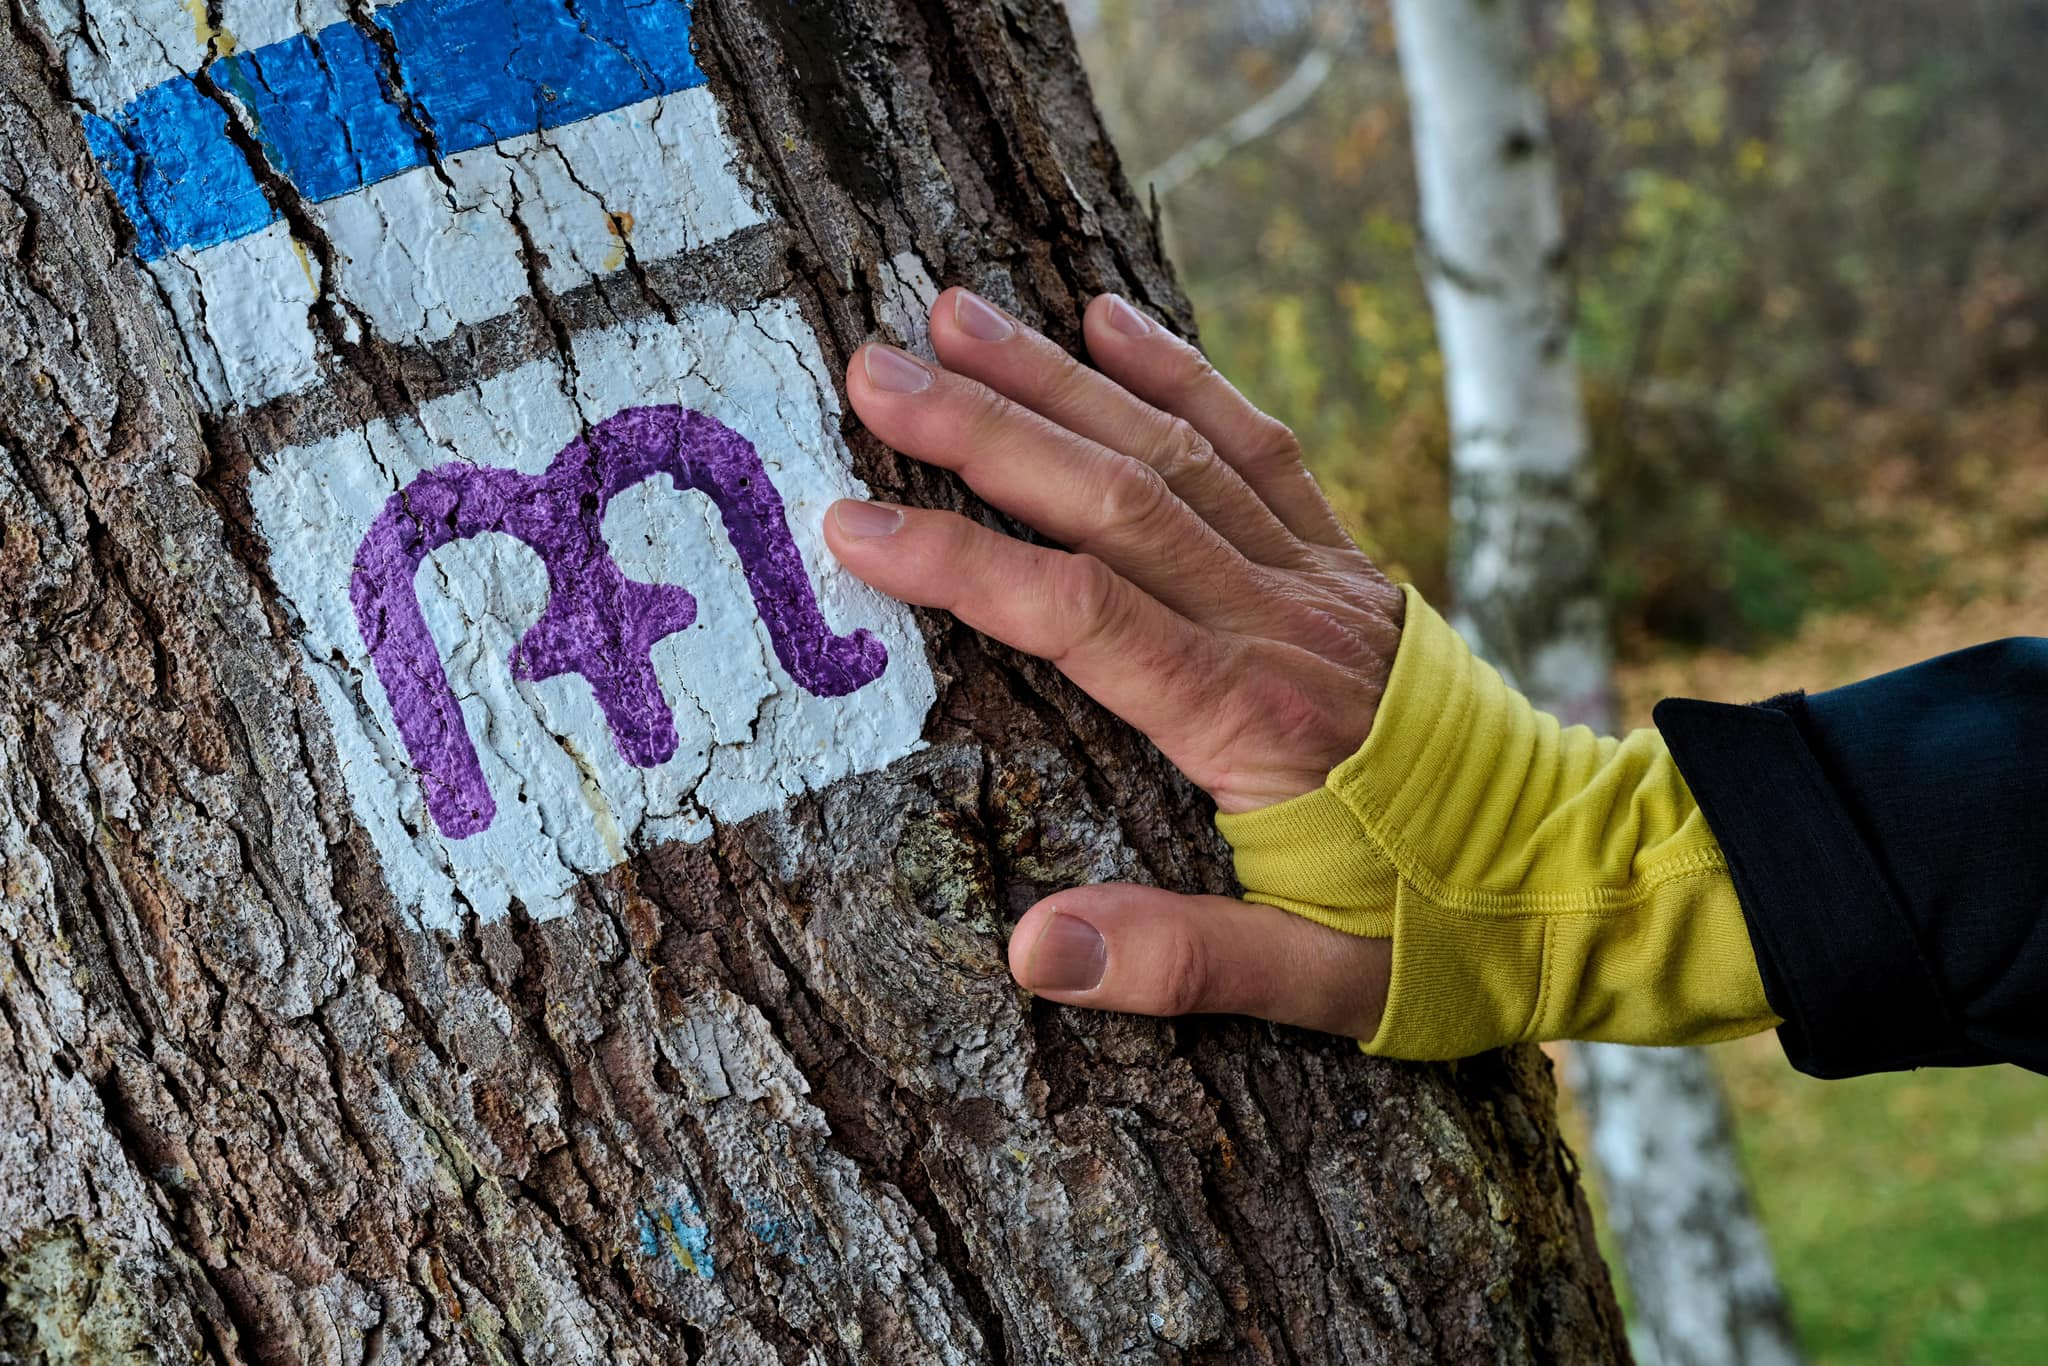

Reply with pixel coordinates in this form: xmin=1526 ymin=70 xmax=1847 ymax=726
xmin=1321 ymin=584 xmax=1497 ymax=863
xmin=1215 ymin=584 xmax=1778 ymax=1060
xmin=1358 ymin=874 xmax=1777 ymax=1060
xmin=1215 ymin=784 xmax=1396 ymax=938
xmin=1366 ymin=893 xmax=1549 ymax=1059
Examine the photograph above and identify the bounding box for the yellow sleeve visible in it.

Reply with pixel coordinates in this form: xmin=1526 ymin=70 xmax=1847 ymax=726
xmin=1215 ymin=585 xmax=1780 ymax=1060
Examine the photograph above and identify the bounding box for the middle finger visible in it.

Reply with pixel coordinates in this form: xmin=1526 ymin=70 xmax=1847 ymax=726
xmin=927 ymin=287 xmax=1304 ymax=566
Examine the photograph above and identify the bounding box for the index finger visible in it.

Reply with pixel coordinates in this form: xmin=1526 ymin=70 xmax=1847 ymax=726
xmin=821 ymin=500 xmax=1234 ymax=772
xmin=927 ymin=287 xmax=1302 ymax=566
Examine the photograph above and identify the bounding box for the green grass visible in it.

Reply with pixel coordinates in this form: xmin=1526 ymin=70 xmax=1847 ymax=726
xmin=1711 ymin=1037 xmax=2048 ymax=1365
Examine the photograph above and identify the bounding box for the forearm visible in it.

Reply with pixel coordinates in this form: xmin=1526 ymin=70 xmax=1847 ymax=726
xmin=1223 ymin=585 xmax=2048 ymax=1077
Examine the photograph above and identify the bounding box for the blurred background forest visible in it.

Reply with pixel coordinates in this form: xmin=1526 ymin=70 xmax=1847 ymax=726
xmin=1066 ymin=1 xmax=2047 ymax=1361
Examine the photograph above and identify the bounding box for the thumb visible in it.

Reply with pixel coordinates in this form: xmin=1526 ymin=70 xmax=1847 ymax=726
xmin=1008 ymin=884 xmax=1391 ymax=1040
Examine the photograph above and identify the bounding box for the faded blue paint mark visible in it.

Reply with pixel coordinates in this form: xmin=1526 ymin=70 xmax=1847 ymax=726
xmin=637 ymin=1189 xmax=714 ymax=1281
xmin=745 ymin=1198 xmax=809 ymax=1266
xmin=84 ymin=0 xmax=703 ymax=261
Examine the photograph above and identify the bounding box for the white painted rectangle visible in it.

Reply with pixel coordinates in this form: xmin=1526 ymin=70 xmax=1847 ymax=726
xmin=250 ymin=300 xmax=936 ymax=929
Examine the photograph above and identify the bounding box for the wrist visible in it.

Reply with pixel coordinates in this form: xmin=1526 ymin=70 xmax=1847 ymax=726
xmin=1217 ymin=587 xmax=1776 ymax=1058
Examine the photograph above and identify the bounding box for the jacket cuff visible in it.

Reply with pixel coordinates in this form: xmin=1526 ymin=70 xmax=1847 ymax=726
xmin=1654 ymin=695 xmax=1972 ymax=1077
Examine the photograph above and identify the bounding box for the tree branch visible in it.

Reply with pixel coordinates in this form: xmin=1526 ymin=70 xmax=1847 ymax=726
xmin=1140 ymin=44 xmax=1337 ymax=199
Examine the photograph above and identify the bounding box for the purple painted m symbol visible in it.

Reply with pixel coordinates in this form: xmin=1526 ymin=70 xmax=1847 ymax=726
xmin=351 ymin=406 xmax=888 ymax=839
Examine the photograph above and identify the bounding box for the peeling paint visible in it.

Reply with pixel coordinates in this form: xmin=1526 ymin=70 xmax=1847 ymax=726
xmin=80 ymin=0 xmax=702 ymax=261
xmin=744 ymin=1196 xmax=809 ymax=1265
xmin=49 ymin=0 xmax=766 ymax=412
xmin=602 ymin=211 xmax=635 ymax=272
xmin=177 ymin=0 xmax=235 ymax=56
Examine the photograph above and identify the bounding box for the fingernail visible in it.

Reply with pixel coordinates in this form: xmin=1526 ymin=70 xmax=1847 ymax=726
xmin=863 ymin=344 xmax=934 ymax=394
xmin=953 ymin=289 xmax=1016 ymax=342
xmin=1027 ymin=912 xmax=1106 ymax=993
xmin=1104 ymin=294 xmax=1151 ymax=338
xmin=831 ymin=499 xmax=905 ymax=538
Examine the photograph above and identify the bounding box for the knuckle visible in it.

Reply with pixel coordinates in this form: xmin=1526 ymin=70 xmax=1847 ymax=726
xmin=1152 ymin=417 xmax=1217 ymax=488
xmin=1094 ymin=455 xmax=1173 ymax=540
xmin=1051 ymin=553 xmax=1128 ymax=656
xmin=1169 ymin=346 xmax=1225 ymax=403
xmin=1041 ymin=349 xmax=1099 ymax=411
xmin=1150 ymin=927 xmax=1212 ymax=1018
xmin=919 ymin=515 xmax=988 ymax=611
xmin=941 ymin=510 xmax=989 ymax=564
xmin=1165 ymin=335 xmax=1218 ymax=384
xmin=958 ymin=380 xmax=1016 ymax=452
xmin=1244 ymin=416 xmax=1306 ymax=473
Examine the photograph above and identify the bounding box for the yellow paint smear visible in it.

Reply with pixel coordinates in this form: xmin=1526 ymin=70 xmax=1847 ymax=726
xmin=653 ymin=1208 xmax=704 ymax=1278
xmin=182 ymin=0 xmax=238 ymax=55
xmin=287 ymin=237 xmax=318 ymax=291
xmin=601 ymin=211 xmax=635 ymax=272
xmin=561 ymin=739 xmax=626 ymax=865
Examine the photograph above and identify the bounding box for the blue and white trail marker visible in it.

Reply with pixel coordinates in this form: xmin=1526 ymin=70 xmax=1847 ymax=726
xmin=52 ymin=0 xmax=937 ymax=928
xmin=60 ymin=0 xmax=767 ymax=412
xmin=85 ymin=0 xmax=709 ymax=262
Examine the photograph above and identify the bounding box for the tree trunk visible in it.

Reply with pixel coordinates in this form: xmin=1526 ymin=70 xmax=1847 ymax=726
xmin=1388 ymin=4 xmax=1801 ymax=1365
xmin=1562 ymin=1049 xmax=1802 ymax=1366
xmin=0 ymin=1 xmax=1629 ymax=1360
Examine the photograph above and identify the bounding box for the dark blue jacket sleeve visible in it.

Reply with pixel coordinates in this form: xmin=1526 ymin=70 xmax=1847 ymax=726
xmin=1653 ymin=638 xmax=2048 ymax=1079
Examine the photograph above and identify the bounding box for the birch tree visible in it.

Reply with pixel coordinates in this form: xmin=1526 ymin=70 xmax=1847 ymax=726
xmin=1388 ymin=3 xmax=1802 ymax=1364
xmin=0 ymin=0 xmax=1633 ymax=1360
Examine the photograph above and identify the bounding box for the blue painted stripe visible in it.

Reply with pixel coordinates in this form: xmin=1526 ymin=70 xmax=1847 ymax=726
xmin=85 ymin=0 xmax=703 ymax=262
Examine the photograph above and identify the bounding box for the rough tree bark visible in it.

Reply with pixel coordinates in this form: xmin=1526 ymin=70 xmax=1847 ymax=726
xmin=1387 ymin=5 xmax=1801 ymax=1366
xmin=0 ymin=1 xmax=1629 ymax=1361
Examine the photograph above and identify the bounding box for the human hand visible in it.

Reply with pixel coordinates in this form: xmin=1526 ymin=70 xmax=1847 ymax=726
xmin=826 ymin=288 xmax=1400 ymax=1039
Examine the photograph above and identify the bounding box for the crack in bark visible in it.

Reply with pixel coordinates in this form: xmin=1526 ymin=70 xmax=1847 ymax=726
xmin=186 ymin=58 xmax=414 ymax=423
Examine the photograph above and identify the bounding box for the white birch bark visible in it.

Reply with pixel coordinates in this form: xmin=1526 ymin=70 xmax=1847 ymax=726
xmin=1565 ymin=1045 xmax=1806 ymax=1366
xmin=1389 ymin=4 xmax=1803 ymax=1364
